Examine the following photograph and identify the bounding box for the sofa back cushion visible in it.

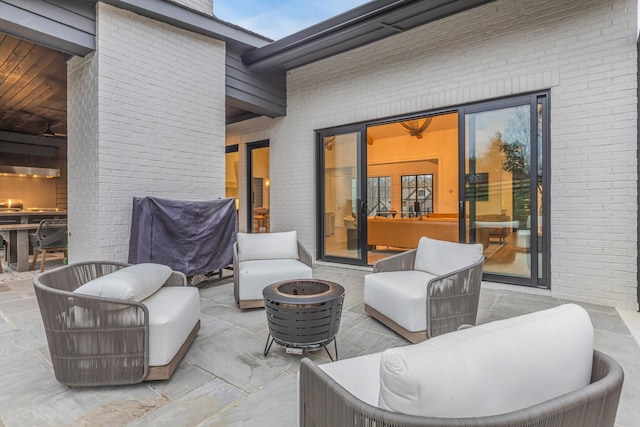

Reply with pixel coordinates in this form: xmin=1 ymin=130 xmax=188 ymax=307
xmin=378 ymin=304 xmax=594 ymax=418
xmin=237 ymin=231 xmax=299 ymax=262
xmin=414 ymin=236 xmax=482 ymax=276
xmin=74 ymin=263 xmax=172 ymax=302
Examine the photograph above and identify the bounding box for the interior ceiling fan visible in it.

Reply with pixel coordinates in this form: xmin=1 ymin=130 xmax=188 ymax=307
xmin=399 ymin=117 xmax=433 ymax=139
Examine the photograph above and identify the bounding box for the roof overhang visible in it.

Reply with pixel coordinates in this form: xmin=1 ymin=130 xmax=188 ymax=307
xmin=98 ymin=0 xmax=272 ymax=52
xmin=243 ymin=0 xmax=497 ymax=71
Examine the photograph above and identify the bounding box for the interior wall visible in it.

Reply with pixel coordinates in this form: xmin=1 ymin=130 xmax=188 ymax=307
xmin=368 ymin=126 xmax=459 ymax=213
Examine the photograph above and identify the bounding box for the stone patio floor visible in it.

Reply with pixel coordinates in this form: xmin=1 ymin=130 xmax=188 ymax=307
xmin=1 ymin=261 xmax=639 ymax=426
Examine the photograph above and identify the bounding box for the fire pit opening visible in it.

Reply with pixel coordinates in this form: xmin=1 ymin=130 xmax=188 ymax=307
xmin=275 ymin=280 xmax=331 ymax=297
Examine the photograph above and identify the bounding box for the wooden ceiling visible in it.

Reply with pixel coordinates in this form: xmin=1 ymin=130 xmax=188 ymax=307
xmin=0 ymin=32 xmax=67 ymax=136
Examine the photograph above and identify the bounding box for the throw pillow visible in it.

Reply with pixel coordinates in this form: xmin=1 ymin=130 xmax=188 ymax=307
xmin=378 ymin=304 xmax=593 ymax=417
xmin=74 ymin=263 xmax=172 ymax=302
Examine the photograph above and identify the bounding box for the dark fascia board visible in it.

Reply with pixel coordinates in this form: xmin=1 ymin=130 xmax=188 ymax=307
xmin=0 ymin=130 xmax=67 ymax=148
xmin=0 ymin=1 xmax=95 ymax=56
xmin=243 ymin=0 xmax=497 ymax=71
xmin=96 ymin=0 xmax=272 ymax=52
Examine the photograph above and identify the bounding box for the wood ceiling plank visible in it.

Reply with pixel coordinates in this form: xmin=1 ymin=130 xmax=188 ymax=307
xmin=0 ymin=40 xmax=36 ymax=90
xmin=2 ymin=50 xmax=59 ymax=109
xmin=0 ymin=35 xmax=21 ymax=70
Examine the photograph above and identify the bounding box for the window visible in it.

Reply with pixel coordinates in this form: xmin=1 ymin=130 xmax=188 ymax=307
xmin=367 ymin=176 xmax=391 ymax=216
xmin=401 ymin=174 xmax=433 ymax=216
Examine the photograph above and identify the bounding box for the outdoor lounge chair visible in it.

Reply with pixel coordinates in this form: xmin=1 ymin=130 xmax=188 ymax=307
xmin=299 ymin=304 xmax=624 ymax=427
xmin=233 ymin=231 xmax=313 ymax=308
xmin=33 ymin=261 xmax=200 ymax=386
xmin=363 ymin=236 xmax=484 ymax=343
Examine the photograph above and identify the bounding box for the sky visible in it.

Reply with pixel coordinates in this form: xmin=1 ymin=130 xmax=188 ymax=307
xmin=214 ymin=0 xmax=370 ymax=40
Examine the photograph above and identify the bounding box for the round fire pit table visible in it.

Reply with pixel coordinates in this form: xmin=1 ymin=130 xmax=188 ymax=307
xmin=263 ymin=279 xmax=345 ymax=361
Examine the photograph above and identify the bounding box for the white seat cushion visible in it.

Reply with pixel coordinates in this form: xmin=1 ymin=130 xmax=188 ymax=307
xmin=378 ymin=304 xmax=594 ymax=418
xmin=142 ymin=286 xmax=200 ymax=366
xmin=237 ymin=231 xmax=299 ymax=262
xmin=414 ymin=237 xmax=483 ymax=276
xmin=238 ymin=259 xmax=313 ymax=301
xmin=364 ymin=270 xmax=436 ymax=332
xmin=318 ymin=352 xmax=383 ymax=407
xmin=74 ymin=263 xmax=172 ymax=302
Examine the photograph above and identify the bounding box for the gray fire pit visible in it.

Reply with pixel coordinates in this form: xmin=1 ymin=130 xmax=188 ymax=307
xmin=262 ymin=279 xmax=344 ymax=360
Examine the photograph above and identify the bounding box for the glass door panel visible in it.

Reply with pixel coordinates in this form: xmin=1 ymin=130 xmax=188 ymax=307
xmin=247 ymin=141 xmax=270 ymax=233
xmin=225 ymin=145 xmax=239 ymax=223
xmin=319 ymin=128 xmax=365 ymax=264
xmin=464 ymin=96 xmax=546 ymax=286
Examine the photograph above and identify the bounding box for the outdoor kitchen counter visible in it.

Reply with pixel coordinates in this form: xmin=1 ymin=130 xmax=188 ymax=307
xmin=0 ymin=210 xmax=67 ymax=224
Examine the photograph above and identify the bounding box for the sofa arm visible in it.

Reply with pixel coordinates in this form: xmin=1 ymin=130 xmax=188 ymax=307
xmin=233 ymin=241 xmax=240 ymax=304
xmin=300 ymin=358 xmax=421 ymax=427
xmin=162 ymin=270 xmax=188 ymax=287
xmin=372 ymin=249 xmax=416 ymax=273
xmin=425 ymin=257 xmax=484 ymax=338
xmin=298 ymin=241 xmax=313 ymax=268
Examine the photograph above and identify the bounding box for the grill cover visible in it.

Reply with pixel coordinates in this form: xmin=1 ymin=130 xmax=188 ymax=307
xmin=128 ymin=196 xmax=237 ymax=276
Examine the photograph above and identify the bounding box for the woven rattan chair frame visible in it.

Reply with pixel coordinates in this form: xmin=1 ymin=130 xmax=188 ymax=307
xmin=33 ymin=261 xmax=188 ymax=387
xmin=299 ymin=350 xmax=624 ymax=427
xmin=365 ymin=249 xmax=484 ymax=343
xmin=233 ymin=240 xmax=313 ymax=308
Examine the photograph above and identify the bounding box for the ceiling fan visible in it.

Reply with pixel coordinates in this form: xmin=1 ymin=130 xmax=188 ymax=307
xmin=399 ymin=117 xmax=433 ymax=139
xmin=42 ymin=121 xmax=66 ymax=137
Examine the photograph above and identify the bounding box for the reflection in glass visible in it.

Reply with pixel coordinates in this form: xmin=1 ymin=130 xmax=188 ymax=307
xmin=324 ymin=133 xmax=360 ymax=259
xmin=465 ymin=104 xmax=534 ymax=279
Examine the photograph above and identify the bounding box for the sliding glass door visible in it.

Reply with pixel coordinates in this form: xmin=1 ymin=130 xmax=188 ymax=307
xmin=317 ymin=125 xmax=367 ymax=265
xmin=463 ymin=94 xmax=548 ymax=287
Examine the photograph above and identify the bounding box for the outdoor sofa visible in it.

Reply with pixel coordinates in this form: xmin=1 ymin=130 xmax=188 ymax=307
xmin=33 ymin=261 xmax=200 ymax=386
xmin=299 ymin=304 xmax=624 ymax=427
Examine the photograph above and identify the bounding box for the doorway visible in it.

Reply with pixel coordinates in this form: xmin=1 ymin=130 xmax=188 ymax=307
xmin=247 ymin=140 xmax=270 ymax=233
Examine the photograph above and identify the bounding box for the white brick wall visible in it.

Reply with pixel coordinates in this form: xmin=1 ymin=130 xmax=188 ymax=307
xmin=230 ymin=0 xmax=639 ymax=309
xmin=68 ymin=52 xmax=100 ymax=261
xmin=169 ymin=0 xmax=213 ymax=16
xmin=67 ymin=3 xmax=225 ymax=262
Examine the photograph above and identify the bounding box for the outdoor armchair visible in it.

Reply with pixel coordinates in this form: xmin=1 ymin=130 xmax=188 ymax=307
xmin=299 ymin=304 xmax=624 ymax=427
xmin=364 ymin=236 xmax=484 ymax=343
xmin=33 ymin=261 xmax=200 ymax=386
xmin=233 ymin=231 xmax=312 ymax=308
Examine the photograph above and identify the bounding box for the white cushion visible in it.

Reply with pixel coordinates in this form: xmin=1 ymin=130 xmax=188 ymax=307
xmin=318 ymin=352 xmax=383 ymax=407
xmin=74 ymin=263 xmax=172 ymax=302
xmin=238 ymin=259 xmax=313 ymax=301
xmin=143 ymin=286 xmax=200 ymax=366
xmin=237 ymin=231 xmax=299 ymax=262
xmin=378 ymin=304 xmax=594 ymax=418
xmin=363 ymin=270 xmax=436 ymax=332
xmin=414 ymin=237 xmax=483 ymax=276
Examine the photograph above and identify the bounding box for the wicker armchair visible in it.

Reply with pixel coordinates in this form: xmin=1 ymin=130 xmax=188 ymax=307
xmin=233 ymin=231 xmax=313 ymax=308
xmin=33 ymin=261 xmax=200 ymax=386
xmin=299 ymin=350 xmax=623 ymax=427
xmin=364 ymin=237 xmax=484 ymax=343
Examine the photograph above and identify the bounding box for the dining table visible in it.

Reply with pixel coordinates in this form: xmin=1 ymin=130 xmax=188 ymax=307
xmin=0 ymin=223 xmax=39 ymax=272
